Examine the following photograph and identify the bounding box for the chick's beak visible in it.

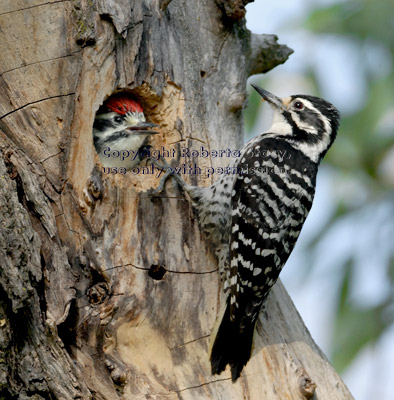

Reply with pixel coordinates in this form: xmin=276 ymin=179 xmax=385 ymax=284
xmin=251 ymin=84 xmax=286 ymax=111
xmin=127 ymin=121 xmax=160 ymax=135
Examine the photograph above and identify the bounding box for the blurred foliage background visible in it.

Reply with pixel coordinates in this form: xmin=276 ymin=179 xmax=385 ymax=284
xmin=246 ymin=0 xmax=394 ymax=398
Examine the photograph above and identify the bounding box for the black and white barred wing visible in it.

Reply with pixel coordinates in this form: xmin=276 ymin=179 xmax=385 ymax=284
xmin=210 ymin=140 xmax=318 ymax=380
xmin=210 ymin=164 xmax=296 ymax=379
xmin=227 ymin=152 xmax=314 ymax=322
xmin=227 ymin=172 xmax=286 ymax=322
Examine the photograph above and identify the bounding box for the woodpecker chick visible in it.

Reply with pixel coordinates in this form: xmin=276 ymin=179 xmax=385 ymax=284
xmin=93 ymin=94 xmax=159 ymax=169
xmin=156 ymin=85 xmax=340 ymax=382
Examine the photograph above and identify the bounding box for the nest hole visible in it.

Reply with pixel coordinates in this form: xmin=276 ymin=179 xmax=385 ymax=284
xmin=148 ymin=264 xmax=167 ymax=280
xmin=92 ymin=88 xmax=161 ymax=171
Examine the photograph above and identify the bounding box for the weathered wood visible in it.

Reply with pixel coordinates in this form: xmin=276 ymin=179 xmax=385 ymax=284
xmin=0 ymin=0 xmax=353 ymax=398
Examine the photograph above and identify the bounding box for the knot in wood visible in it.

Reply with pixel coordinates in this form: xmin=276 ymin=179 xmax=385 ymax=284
xmin=148 ymin=264 xmax=167 ymax=280
xmin=159 ymin=0 xmax=173 ymax=11
xmin=216 ymin=0 xmax=248 ymax=21
xmin=87 ymin=166 xmax=103 ymax=201
xmin=299 ymin=373 xmax=317 ymax=399
xmin=87 ymin=282 xmax=109 ymax=305
xmin=105 ymin=359 xmax=127 ymax=386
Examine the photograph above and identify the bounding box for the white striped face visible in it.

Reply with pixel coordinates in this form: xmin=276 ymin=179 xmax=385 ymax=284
xmin=286 ymin=97 xmax=328 ymax=134
xmin=93 ymin=111 xmax=146 ymax=138
xmin=269 ymin=109 xmax=293 ymax=136
xmin=266 ymin=95 xmax=340 ymax=163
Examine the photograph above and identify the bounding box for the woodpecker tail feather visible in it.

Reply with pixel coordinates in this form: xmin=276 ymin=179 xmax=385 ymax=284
xmin=209 ymin=301 xmax=256 ymax=382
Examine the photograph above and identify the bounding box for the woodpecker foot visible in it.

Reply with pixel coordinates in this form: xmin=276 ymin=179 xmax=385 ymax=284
xmin=153 ymin=168 xmax=173 ymax=194
xmin=150 ymin=159 xmax=187 ymax=195
xmin=139 ymin=145 xmax=153 ymax=161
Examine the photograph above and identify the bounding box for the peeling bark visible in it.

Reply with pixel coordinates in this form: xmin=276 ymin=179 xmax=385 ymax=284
xmin=0 ymin=0 xmax=353 ymax=399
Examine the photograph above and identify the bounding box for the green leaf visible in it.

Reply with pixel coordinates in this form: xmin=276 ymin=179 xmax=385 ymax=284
xmin=305 ymin=0 xmax=394 ymax=50
xmin=332 ymin=303 xmax=386 ymax=372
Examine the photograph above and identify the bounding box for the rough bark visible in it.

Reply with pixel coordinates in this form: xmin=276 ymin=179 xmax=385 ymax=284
xmin=0 ymin=0 xmax=353 ymax=399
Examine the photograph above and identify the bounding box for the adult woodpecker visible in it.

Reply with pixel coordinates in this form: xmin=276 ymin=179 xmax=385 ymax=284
xmin=155 ymin=85 xmax=340 ymax=381
xmin=93 ymin=94 xmax=159 ymax=169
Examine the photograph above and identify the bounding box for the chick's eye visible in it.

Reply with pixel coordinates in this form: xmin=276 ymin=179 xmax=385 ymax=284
xmin=114 ymin=116 xmax=123 ymax=124
xmin=294 ymin=101 xmax=304 ymax=110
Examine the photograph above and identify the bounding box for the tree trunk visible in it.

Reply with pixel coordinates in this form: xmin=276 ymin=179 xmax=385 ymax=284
xmin=0 ymin=0 xmax=353 ymax=399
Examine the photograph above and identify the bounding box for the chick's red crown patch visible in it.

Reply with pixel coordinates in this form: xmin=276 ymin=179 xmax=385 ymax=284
xmin=105 ymin=95 xmax=143 ymax=115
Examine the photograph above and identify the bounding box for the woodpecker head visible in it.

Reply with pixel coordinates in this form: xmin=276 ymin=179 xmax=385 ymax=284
xmin=93 ymin=94 xmax=159 ymax=168
xmin=251 ymin=84 xmax=340 ymax=163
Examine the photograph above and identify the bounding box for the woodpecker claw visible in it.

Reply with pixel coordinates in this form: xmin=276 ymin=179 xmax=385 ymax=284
xmin=152 ymin=169 xmax=174 ymax=195
xmin=150 ymin=159 xmax=186 ymax=196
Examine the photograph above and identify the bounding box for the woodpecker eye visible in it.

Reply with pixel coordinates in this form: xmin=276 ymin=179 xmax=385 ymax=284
xmin=114 ymin=116 xmax=123 ymax=124
xmin=294 ymin=101 xmax=304 ymax=110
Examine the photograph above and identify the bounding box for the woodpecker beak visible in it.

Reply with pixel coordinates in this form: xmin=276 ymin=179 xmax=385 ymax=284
xmin=126 ymin=121 xmax=160 ymax=135
xmin=251 ymin=84 xmax=286 ymax=111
